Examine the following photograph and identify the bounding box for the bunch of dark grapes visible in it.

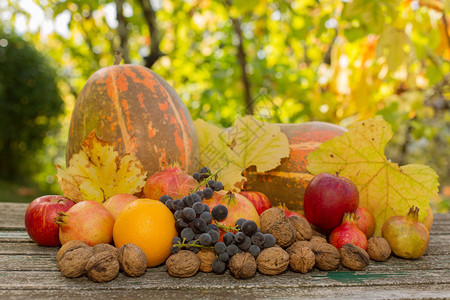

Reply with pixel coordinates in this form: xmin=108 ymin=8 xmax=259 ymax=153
xmin=161 ymin=166 xmax=276 ymax=275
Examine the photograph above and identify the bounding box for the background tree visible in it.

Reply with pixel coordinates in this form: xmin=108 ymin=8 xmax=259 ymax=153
xmin=0 ymin=27 xmax=64 ymax=183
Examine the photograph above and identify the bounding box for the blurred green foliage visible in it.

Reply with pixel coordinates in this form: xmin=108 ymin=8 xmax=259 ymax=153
xmin=0 ymin=0 xmax=448 ymax=208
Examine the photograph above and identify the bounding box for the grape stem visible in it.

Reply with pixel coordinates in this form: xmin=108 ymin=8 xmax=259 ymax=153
xmin=173 ymin=237 xmax=214 ymax=250
xmin=194 ymin=161 xmax=230 ymax=191
xmin=214 ymin=220 xmax=240 ymax=233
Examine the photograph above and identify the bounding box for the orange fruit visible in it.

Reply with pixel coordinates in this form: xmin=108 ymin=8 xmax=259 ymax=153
xmin=113 ymin=198 xmax=177 ymax=267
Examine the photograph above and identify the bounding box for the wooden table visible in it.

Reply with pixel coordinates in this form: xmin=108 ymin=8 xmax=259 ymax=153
xmin=1 ymin=202 xmax=449 ymax=299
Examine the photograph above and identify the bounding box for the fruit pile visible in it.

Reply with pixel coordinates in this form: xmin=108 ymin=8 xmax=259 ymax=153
xmin=23 ymin=63 xmax=436 ymax=283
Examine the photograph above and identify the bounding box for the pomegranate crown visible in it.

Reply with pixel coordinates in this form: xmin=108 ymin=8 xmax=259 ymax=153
xmin=407 ymin=206 xmax=420 ymax=221
xmin=342 ymin=212 xmax=359 ymax=224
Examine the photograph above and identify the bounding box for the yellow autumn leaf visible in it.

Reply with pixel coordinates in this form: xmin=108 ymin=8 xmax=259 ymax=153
xmin=194 ymin=116 xmax=290 ymax=191
xmin=307 ymin=118 xmax=439 ymax=236
xmin=56 ymin=131 xmax=147 ymax=203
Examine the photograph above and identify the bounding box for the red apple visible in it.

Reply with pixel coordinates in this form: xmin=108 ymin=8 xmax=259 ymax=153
xmin=103 ymin=193 xmax=138 ymax=220
xmin=355 ymin=206 xmax=375 ymax=238
xmin=304 ymin=173 xmax=359 ymax=232
xmin=24 ymin=195 xmax=76 ymax=246
xmin=239 ymin=191 xmax=272 ymax=215
xmin=203 ymin=191 xmax=260 ymax=240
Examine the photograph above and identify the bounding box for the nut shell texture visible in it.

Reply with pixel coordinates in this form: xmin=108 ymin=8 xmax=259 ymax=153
xmin=311 ymin=243 xmax=340 ymax=271
xmin=288 ymin=215 xmax=312 ymax=241
xmin=367 ymin=237 xmax=391 ymax=262
xmin=56 ymin=240 xmax=89 ymax=263
xmin=229 ymin=252 xmax=257 ymax=279
xmin=256 ymin=247 xmax=289 ymax=275
xmin=196 ymin=249 xmax=215 ymax=273
xmin=85 ymin=252 xmax=120 ymax=283
xmin=289 ymin=247 xmax=315 ymax=274
xmin=166 ymin=250 xmax=201 ymax=278
xmin=118 ymin=243 xmax=147 ymax=277
xmin=340 ymin=243 xmax=370 ymax=271
xmin=260 ymin=207 xmax=287 ymax=233
xmin=58 ymin=246 xmax=93 ymax=278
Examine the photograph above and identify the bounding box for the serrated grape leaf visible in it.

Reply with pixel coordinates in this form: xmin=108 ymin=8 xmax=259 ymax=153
xmin=307 ymin=118 xmax=439 ymax=236
xmin=56 ymin=131 xmax=147 ymax=203
xmin=194 ymin=116 xmax=290 ymax=191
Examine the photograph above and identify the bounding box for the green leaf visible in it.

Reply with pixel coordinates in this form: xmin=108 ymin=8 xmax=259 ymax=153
xmin=307 ymin=118 xmax=439 ymax=236
xmin=194 ymin=116 xmax=290 ymax=191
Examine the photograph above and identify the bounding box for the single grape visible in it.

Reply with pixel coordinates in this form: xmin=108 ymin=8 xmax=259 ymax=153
xmin=235 ymin=218 xmax=246 ymax=229
xmin=203 ymin=204 xmax=210 ymax=213
xmin=241 ymin=220 xmax=258 ymax=236
xmin=173 ymin=199 xmax=184 ymax=211
xmin=159 ymin=195 xmax=172 ymax=204
xmin=175 ymin=218 xmax=188 ymax=231
xmin=251 ymin=232 xmax=265 ymax=247
xmin=198 ymin=233 xmax=212 ymax=246
xmin=193 ymin=172 xmax=201 ymax=181
xmin=185 ymin=195 xmax=194 ymax=207
xmin=181 ymin=227 xmax=195 ymax=241
xmin=208 ymin=230 xmax=220 ymax=244
xmin=211 ymin=204 xmax=228 ymax=221
xmin=192 ymin=202 xmax=204 ymax=215
xmin=263 ymin=233 xmax=276 ymax=248
xmin=181 ymin=207 xmax=196 ymax=222
xmin=199 ymin=166 xmax=211 ymax=176
xmin=165 ymin=199 xmax=174 ymax=211
xmin=207 ymin=179 xmax=216 ymax=188
xmin=170 ymin=246 xmax=180 ymax=254
xmin=226 ymin=244 xmax=240 ymax=257
xmin=206 ymin=223 xmax=219 ymax=232
xmin=195 ymin=190 xmax=205 ymax=200
xmin=235 ymin=232 xmax=246 ymax=244
xmin=193 ymin=218 xmax=207 ymax=233
xmin=248 ymin=244 xmax=261 ymax=257
xmin=214 ymin=242 xmax=226 ymax=254
xmin=172 ymin=236 xmax=182 ymax=245
xmin=213 ymin=181 xmax=223 ymax=191
xmin=218 ymin=252 xmax=230 ymax=263
xmin=173 ymin=209 xmax=182 ymax=220
xmin=190 ymin=192 xmax=202 ymax=203
xmin=181 ymin=196 xmax=189 ymax=206
xmin=203 ymin=187 xmax=214 ymax=199
xmin=238 ymin=236 xmax=252 ymax=251
xmin=223 ymin=232 xmax=235 ymax=245
xmin=212 ymin=258 xmax=226 ymax=275
xmin=200 ymin=211 xmax=213 ymax=224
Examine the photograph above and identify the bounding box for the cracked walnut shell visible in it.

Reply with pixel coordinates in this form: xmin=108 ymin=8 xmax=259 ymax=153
xmin=311 ymin=242 xmax=340 ymax=271
xmin=256 ymin=247 xmax=289 ymax=275
xmin=85 ymin=251 xmax=120 ymax=283
xmin=118 ymin=243 xmax=147 ymax=277
xmin=288 ymin=215 xmax=312 ymax=241
xmin=289 ymin=246 xmax=315 ymax=274
xmin=57 ymin=245 xmax=93 ymax=278
xmin=166 ymin=250 xmax=201 ymax=278
xmin=367 ymin=237 xmax=391 ymax=262
xmin=229 ymin=252 xmax=257 ymax=279
xmin=340 ymin=243 xmax=370 ymax=271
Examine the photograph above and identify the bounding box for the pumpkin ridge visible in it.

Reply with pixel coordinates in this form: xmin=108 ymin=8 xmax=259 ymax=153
xmin=108 ymin=66 xmax=133 ymax=154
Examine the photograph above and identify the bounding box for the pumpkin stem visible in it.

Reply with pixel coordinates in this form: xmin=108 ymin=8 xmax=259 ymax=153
xmin=114 ymin=49 xmax=123 ymax=65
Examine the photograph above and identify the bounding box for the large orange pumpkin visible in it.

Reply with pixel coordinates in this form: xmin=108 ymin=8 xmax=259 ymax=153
xmin=243 ymin=122 xmax=346 ymax=214
xmin=66 ymin=64 xmax=199 ymax=176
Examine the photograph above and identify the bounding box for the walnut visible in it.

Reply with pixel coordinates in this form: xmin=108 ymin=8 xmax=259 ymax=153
xmin=340 ymin=243 xmax=370 ymax=271
xmin=286 ymin=241 xmax=312 ymax=255
xmin=289 ymin=246 xmax=315 ymax=274
xmin=288 ymin=215 xmax=312 ymax=241
xmin=309 ymin=236 xmax=328 ymax=245
xmin=118 ymin=244 xmax=147 ymax=277
xmin=85 ymin=251 xmax=120 ymax=283
xmin=367 ymin=237 xmax=391 ymax=262
xmin=229 ymin=252 xmax=257 ymax=279
xmin=310 ymin=243 xmax=340 ymax=271
xmin=93 ymin=243 xmax=119 ymax=258
xmin=56 ymin=240 xmax=89 ymax=263
xmin=264 ymin=221 xmax=296 ymax=248
xmin=196 ymin=249 xmax=216 ymax=273
xmin=166 ymin=250 xmax=201 ymax=278
xmin=260 ymin=207 xmax=287 ymax=233
xmin=256 ymin=247 xmax=290 ymax=275
xmin=57 ymin=245 xmax=93 ymax=278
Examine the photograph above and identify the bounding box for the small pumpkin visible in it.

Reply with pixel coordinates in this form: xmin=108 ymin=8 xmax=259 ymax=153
xmin=243 ymin=122 xmax=346 ymax=214
xmin=66 ymin=64 xmax=199 ymax=177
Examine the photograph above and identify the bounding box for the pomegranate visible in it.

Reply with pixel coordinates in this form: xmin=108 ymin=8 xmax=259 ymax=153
xmin=329 ymin=213 xmax=367 ymax=250
xmin=382 ymin=206 xmax=429 ymax=259
xmin=239 ymin=191 xmax=272 ymax=215
xmin=304 ymin=172 xmax=359 ymax=232
xmin=355 ymin=206 xmax=375 ymax=238
xmin=55 ymin=201 xmax=115 ymax=246
xmin=143 ymin=166 xmax=197 ymax=200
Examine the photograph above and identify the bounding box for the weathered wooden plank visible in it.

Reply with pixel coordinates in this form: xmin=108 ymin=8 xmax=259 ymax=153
xmin=0 ymin=284 xmax=449 ymax=299
xmin=0 ymin=202 xmax=27 ymax=229
xmin=0 ymin=253 xmax=449 ymax=272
